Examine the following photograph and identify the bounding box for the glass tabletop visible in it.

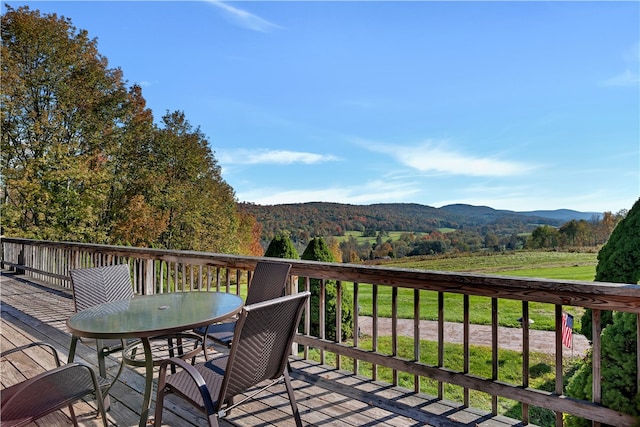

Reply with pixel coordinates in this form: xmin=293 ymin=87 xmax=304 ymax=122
xmin=67 ymin=292 xmax=243 ymax=339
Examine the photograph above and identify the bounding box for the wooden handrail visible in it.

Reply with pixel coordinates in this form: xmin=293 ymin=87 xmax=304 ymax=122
xmin=2 ymin=236 xmax=639 ymax=426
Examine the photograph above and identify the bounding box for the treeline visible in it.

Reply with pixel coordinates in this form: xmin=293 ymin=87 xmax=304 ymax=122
xmin=240 ymin=201 xmax=625 ymax=261
xmin=239 ymin=201 xmax=568 ymax=246
xmin=1 ymin=6 xmax=262 ymax=255
xmin=335 ymin=212 xmax=625 ymax=262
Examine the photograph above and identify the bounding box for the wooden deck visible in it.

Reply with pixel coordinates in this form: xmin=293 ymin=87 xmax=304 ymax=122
xmin=1 ymin=270 xmax=530 ymax=427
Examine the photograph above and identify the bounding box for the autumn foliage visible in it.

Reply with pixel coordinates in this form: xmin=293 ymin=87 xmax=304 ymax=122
xmin=1 ymin=6 xmax=260 ymax=254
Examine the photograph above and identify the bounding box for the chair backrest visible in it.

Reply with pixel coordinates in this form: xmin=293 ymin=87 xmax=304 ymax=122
xmin=218 ymin=291 xmax=310 ymax=405
xmin=245 ymin=261 xmax=292 ymax=305
xmin=70 ymin=264 xmax=134 ymax=312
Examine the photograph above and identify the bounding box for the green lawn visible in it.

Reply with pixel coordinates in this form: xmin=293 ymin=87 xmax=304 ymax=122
xmin=352 ymin=251 xmax=597 ymax=331
xmin=335 ymin=230 xmax=408 ymax=245
xmin=379 ymin=250 xmax=597 ymax=277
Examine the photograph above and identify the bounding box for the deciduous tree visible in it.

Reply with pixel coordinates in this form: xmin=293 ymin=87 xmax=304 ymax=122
xmin=1 ymin=6 xmax=255 ymax=254
xmin=2 ymin=5 xmax=128 ymax=241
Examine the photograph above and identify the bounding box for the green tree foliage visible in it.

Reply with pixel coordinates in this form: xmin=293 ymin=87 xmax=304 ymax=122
xmin=581 ymin=199 xmax=640 ymax=339
xmin=527 ymin=225 xmax=559 ymax=249
xmin=1 ymin=6 xmax=253 ymax=253
xmin=108 ymin=85 xmax=168 ymax=246
xmin=152 ymin=111 xmax=238 ymax=252
xmin=566 ymin=198 xmax=640 ymax=426
xmin=1 ymin=5 xmax=128 ymax=242
xmin=408 ymin=240 xmax=448 ymax=256
xmin=338 ymin=235 xmax=371 ymax=262
xmin=594 ymin=201 xmax=640 ymax=284
xmin=264 ymin=234 xmax=299 ymax=259
xmin=300 ymin=237 xmax=354 ymax=340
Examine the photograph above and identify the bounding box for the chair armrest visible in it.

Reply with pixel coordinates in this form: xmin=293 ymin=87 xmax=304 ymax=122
xmin=157 ymin=357 xmax=217 ymax=415
xmin=0 ymin=342 xmax=61 ymax=367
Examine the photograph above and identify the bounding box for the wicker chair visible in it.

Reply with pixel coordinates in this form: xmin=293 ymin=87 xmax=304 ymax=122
xmin=1 ymin=342 xmax=108 ymax=427
xmin=195 ymin=260 xmax=292 ymax=357
xmin=70 ymin=264 xmax=202 ymax=377
xmin=154 ymin=291 xmax=310 ymax=427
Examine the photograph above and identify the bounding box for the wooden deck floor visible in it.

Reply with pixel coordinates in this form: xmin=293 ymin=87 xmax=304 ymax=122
xmin=1 ymin=270 xmax=530 ymax=427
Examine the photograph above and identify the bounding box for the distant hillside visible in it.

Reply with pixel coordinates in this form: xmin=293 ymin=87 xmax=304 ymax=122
xmin=516 ymin=209 xmax=601 ymax=222
xmin=440 ymin=204 xmax=601 ymax=223
xmin=239 ymin=202 xmax=600 ymax=242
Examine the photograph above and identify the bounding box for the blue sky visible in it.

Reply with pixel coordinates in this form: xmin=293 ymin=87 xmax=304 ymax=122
xmin=6 ymin=1 xmax=639 ymax=213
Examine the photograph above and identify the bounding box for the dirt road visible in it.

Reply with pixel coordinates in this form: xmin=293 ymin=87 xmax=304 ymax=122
xmin=358 ymin=316 xmax=590 ymax=359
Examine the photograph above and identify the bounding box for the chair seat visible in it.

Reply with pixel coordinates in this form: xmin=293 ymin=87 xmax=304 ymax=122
xmin=165 ymin=356 xmax=228 ymax=408
xmin=123 ymin=333 xmax=204 ymax=368
xmin=195 ymin=321 xmax=236 ymax=347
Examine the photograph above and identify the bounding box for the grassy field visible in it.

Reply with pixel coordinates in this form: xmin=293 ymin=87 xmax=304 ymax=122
xmin=335 ymin=229 xmax=458 ymax=245
xmin=353 ymin=251 xmax=598 ymax=331
xmin=375 ymin=250 xmax=597 ymax=279
xmin=335 ymin=230 xmax=406 ymax=245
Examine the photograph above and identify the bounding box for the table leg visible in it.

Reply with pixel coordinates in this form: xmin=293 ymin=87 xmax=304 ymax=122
xmin=68 ymin=335 xmax=79 ymax=364
xmin=139 ymin=337 xmax=154 ymax=427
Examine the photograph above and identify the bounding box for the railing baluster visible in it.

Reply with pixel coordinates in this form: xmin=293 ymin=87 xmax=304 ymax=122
xmin=414 ymin=289 xmax=420 ymax=393
xmin=492 ymin=297 xmax=498 ymax=415
xmin=353 ymin=282 xmax=360 ymax=376
xmin=392 ymin=286 xmax=398 ymax=385
xmin=319 ymin=278 xmax=326 ymax=365
xmin=592 ymin=309 xmax=602 ymax=405
xmin=303 ymin=276 xmax=311 ymax=360
xmin=336 ymin=280 xmax=342 ymax=370
xmin=438 ymin=291 xmax=444 ymax=399
xmin=372 ymin=283 xmax=378 ymax=381
xmin=463 ymin=294 xmax=469 ymax=407
xmin=555 ymin=304 xmax=564 ymax=426
xmin=521 ymin=301 xmax=530 ymax=424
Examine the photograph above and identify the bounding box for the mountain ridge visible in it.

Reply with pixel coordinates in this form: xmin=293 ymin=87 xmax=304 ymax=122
xmin=239 ymin=201 xmax=601 ymax=241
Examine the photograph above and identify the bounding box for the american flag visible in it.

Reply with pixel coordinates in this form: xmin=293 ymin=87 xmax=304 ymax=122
xmin=562 ymin=312 xmax=573 ymax=348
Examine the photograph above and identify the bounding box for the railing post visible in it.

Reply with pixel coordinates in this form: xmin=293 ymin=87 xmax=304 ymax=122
xmin=144 ymin=259 xmax=154 ymax=295
xmin=16 ymin=244 xmax=25 ymax=274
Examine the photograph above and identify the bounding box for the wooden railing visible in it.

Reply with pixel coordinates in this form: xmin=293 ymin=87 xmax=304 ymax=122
xmin=2 ymin=237 xmax=639 ymax=426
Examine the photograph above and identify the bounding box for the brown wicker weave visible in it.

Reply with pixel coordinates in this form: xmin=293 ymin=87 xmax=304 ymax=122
xmin=1 ymin=342 xmax=108 ymax=427
xmin=196 ymin=260 xmax=292 ymax=356
xmin=154 ymin=291 xmax=310 ymax=427
xmin=70 ymin=264 xmax=202 ymax=377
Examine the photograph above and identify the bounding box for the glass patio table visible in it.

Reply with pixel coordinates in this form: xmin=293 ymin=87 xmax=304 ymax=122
xmin=67 ymin=291 xmax=243 ymax=427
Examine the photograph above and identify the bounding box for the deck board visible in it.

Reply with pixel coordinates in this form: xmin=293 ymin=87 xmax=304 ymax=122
xmin=1 ymin=270 xmax=530 ymax=426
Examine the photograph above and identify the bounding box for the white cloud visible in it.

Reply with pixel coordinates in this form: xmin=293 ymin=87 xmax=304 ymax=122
xmin=207 ymin=1 xmax=282 ymax=33
xmin=219 ymin=149 xmax=339 ymax=165
xmin=359 ymin=139 xmax=535 ymax=177
xmin=435 ymin=186 xmax=634 ymax=213
xmin=237 ymin=180 xmax=420 ymax=205
xmin=600 ymin=69 xmax=640 ymax=87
